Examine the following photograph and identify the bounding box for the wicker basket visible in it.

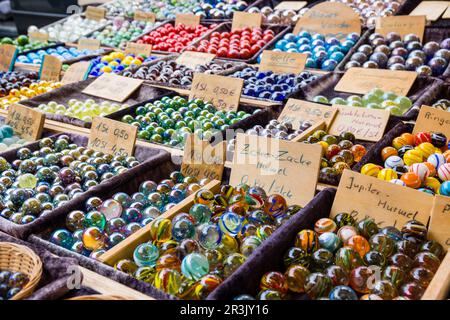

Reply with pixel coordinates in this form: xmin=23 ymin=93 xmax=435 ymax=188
xmin=0 ymin=242 xmax=43 ymax=300
xmin=68 ymin=295 xmax=133 ymax=300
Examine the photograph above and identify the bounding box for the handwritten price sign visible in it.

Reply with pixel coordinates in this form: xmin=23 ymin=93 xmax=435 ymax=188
xmin=7 ymin=104 xmax=45 ymax=141
xmin=89 ymin=117 xmax=138 ymax=157
xmin=0 ymin=44 xmax=18 ymax=72
xmin=190 ymin=73 xmax=243 ymax=111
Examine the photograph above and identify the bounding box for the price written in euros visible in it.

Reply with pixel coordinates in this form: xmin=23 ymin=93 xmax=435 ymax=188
xmin=6 ymin=104 xmax=45 ymax=141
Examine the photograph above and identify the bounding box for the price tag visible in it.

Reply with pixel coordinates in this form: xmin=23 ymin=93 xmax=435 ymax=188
xmin=331 ymin=170 xmax=432 ymax=228
xmin=279 ymin=99 xmax=338 ymax=130
xmin=125 ymin=42 xmax=152 ymax=57
xmin=85 ymin=6 xmax=106 ymax=21
xmin=334 ymin=67 xmax=417 ymax=96
xmin=134 ymin=10 xmax=156 ymax=23
xmin=190 ymin=73 xmax=243 ymax=112
xmin=375 ymin=15 xmax=426 ymax=41
xmin=28 ymin=31 xmax=49 ymax=43
xmin=293 ymin=2 xmax=361 ymax=41
xmin=62 ymin=61 xmax=92 ymax=85
xmin=230 ymin=133 xmax=322 ymax=206
xmin=175 ymin=14 xmax=201 ymax=27
xmin=328 ymin=105 xmax=389 ymax=142
xmin=7 ymin=104 xmax=45 ymax=141
xmin=429 ymin=195 xmax=450 ymax=249
xmin=82 ymin=73 xmax=144 ymax=102
xmin=409 ymin=1 xmax=450 ymax=21
xmin=413 ymin=105 xmax=450 ymax=139
xmin=181 ymin=134 xmax=226 ymax=181
xmin=259 ymin=50 xmax=307 ymax=74
xmin=175 ymin=51 xmax=216 ymax=69
xmin=275 ymin=1 xmax=307 ymax=10
xmin=78 ymin=38 xmax=101 ymax=51
xmin=89 ymin=117 xmax=138 ymax=157
xmin=0 ymin=44 xmax=17 ymax=72
xmin=232 ymin=12 xmax=262 ymax=31
xmin=39 ymin=55 xmax=62 ymax=81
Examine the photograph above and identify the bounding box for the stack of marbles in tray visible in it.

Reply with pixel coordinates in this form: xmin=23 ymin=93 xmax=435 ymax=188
xmin=235 ymin=214 xmax=444 ymax=300
xmin=49 ymin=172 xmax=206 ymax=258
xmin=16 ymin=46 xmax=106 ymax=66
xmin=0 ymin=35 xmax=55 ymax=53
xmin=344 ymin=33 xmax=450 ymax=77
xmin=0 ymin=80 xmax=62 ymax=110
xmin=360 ymin=131 xmax=450 ymax=197
xmin=88 ymin=51 xmax=157 ymax=77
xmin=113 ymin=183 xmax=299 ymax=299
xmin=0 ymin=270 xmax=30 ymax=300
xmin=247 ymin=4 xmax=309 ymax=25
xmin=312 ymin=88 xmax=413 ymax=116
xmin=0 ymin=135 xmax=141 ymax=225
xmin=0 ymin=125 xmax=30 ymax=151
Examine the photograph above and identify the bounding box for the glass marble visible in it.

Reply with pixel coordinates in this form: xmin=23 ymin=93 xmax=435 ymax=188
xmin=189 ymin=204 xmax=212 ymax=225
xmin=198 ymin=223 xmax=222 ymax=250
xmin=218 ymin=212 xmax=243 ymax=236
xmin=311 ymin=248 xmax=334 ymax=271
xmin=99 ymin=199 xmax=123 ymax=220
xmin=318 ymin=232 xmax=341 ymax=252
xmin=325 ymin=265 xmax=349 ymax=287
xmin=413 ymin=252 xmax=441 ymax=273
xmin=263 ymin=194 xmax=287 ymax=218
xmin=295 ymin=229 xmax=319 ymax=254
xmin=49 ymin=229 xmax=73 ymax=249
xmin=133 ymin=243 xmax=159 ymax=267
xmin=65 ymin=210 xmax=86 ymax=232
xmin=370 ymin=280 xmax=398 ymax=300
xmin=240 ymin=236 xmax=262 ymax=257
xmin=223 ymin=253 xmax=246 ymax=279
xmin=134 ymin=266 xmax=156 ymax=284
xmin=333 ymin=212 xmax=356 ymax=228
xmin=382 ymin=266 xmax=406 ymax=288
xmin=114 ymin=259 xmax=138 ymax=275
xmin=285 ymin=265 xmax=310 ymax=293
xmin=156 ymin=254 xmax=181 ymax=272
xmin=149 ymin=218 xmax=172 ymax=243
xmin=329 ymin=285 xmax=358 ymax=300
xmin=399 ymin=282 xmax=425 ymax=300
xmin=345 ymin=235 xmax=370 ymax=258
xmin=314 ymin=218 xmax=337 ymax=234
xmin=335 ymin=247 xmax=364 ymax=272
xmin=369 ymin=233 xmax=395 ymax=257
xmin=357 ymin=219 xmax=379 ymax=239
xmin=171 ymin=218 xmax=195 ymax=242
xmin=82 ymin=227 xmax=106 ymax=251
xmin=284 ymin=247 xmax=311 ymax=268
xmin=304 ymin=272 xmax=332 ymax=299
xmin=336 ymin=226 xmax=359 ymax=243
xmin=85 ymin=211 xmax=107 ymax=230
xmin=364 ymin=251 xmax=386 ymax=268
xmin=181 ymin=253 xmax=209 ymax=281
xmin=154 ymin=268 xmax=182 ymax=296
xmin=260 ymin=271 xmax=288 ymax=295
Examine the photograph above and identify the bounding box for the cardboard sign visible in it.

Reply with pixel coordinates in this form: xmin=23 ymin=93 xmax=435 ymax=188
xmin=334 ymin=67 xmax=417 ymax=96
xmin=134 ymin=10 xmax=156 ymax=23
xmin=39 ymin=55 xmax=62 ymax=81
xmin=0 ymin=44 xmax=17 ymax=72
xmin=275 ymin=1 xmax=307 ymax=10
xmin=125 ymin=42 xmax=152 ymax=56
xmin=293 ymin=2 xmax=361 ymax=40
xmin=409 ymin=1 xmax=450 ymax=21
xmin=181 ymin=134 xmax=226 ymax=181
xmin=375 ymin=15 xmax=426 ymax=41
xmin=82 ymin=73 xmax=144 ymax=102
xmin=328 ymin=105 xmax=389 ymax=142
xmin=89 ymin=117 xmax=138 ymax=157
xmin=175 ymin=51 xmax=216 ymax=69
xmin=175 ymin=14 xmax=201 ymax=27
xmin=7 ymin=104 xmax=45 ymax=141
xmin=259 ymin=51 xmax=307 ymax=74
xmin=278 ymin=99 xmax=338 ymax=130
xmin=413 ymin=105 xmax=450 ymax=138
xmin=429 ymin=195 xmax=450 ymax=249
xmin=85 ymin=6 xmax=106 ymax=21
xmin=232 ymin=12 xmax=262 ymax=31
xmin=28 ymin=31 xmax=49 ymax=43
xmin=62 ymin=61 xmax=92 ymax=84
xmin=331 ymin=170 xmax=433 ymax=228
xmin=78 ymin=38 xmax=101 ymax=51
xmin=230 ymin=133 xmax=322 ymax=206
xmin=190 ymin=73 xmax=243 ymax=111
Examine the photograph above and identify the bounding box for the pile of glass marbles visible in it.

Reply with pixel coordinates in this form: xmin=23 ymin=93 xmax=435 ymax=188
xmin=227 ymin=120 xmax=311 ymax=153
xmin=344 ymin=33 xmax=450 ymax=76
xmin=120 ymin=96 xmax=253 ymax=147
xmin=36 ymin=99 xmax=128 ymax=123
xmin=88 ymin=51 xmax=156 ymax=77
xmin=0 ymin=71 xmax=40 ymax=99
xmin=431 ymin=99 xmax=450 ymax=112
xmin=137 ymin=23 xmax=218 ymax=53
xmin=0 ymin=35 xmax=54 ymax=53
xmin=49 ymin=172 xmax=205 ymax=257
xmin=0 ymin=125 xmax=30 ymax=151
xmin=304 ymin=130 xmax=367 ymax=178
xmin=113 ymin=183 xmax=299 ymax=299
xmin=0 ymin=81 xmax=62 ymax=110
xmin=235 ymin=214 xmax=443 ymax=300
xmin=264 ymin=31 xmax=360 ymax=71
xmin=16 ymin=46 xmax=105 ymax=65
xmin=331 ymin=0 xmax=405 ymax=25
xmin=312 ymin=88 xmax=413 ymax=116
xmin=0 ymin=270 xmax=29 ymax=300
xmin=187 ymin=27 xmax=275 ymax=60
xmin=89 ymin=17 xmax=157 ymax=49
xmin=360 ymin=131 xmax=450 ymax=197
xmin=122 ymin=59 xmax=236 ymax=86
xmin=229 ymin=67 xmax=318 ymax=101
xmin=247 ymin=5 xmax=309 ymax=25
xmin=31 ymin=15 xmax=109 ymax=43
xmin=193 ymin=1 xmax=249 ymax=19
xmin=0 ymin=135 xmax=141 ymax=225
xmin=105 ymin=0 xmax=198 ymax=20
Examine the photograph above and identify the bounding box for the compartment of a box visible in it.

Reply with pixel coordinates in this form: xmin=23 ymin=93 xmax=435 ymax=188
xmin=246 ymin=0 xmax=317 ymax=25
xmin=337 ymin=27 xmax=450 ymax=80
xmin=403 ymin=79 xmax=449 ymax=119
xmin=208 ymin=187 xmax=450 ymax=300
xmin=0 ymin=132 xmax=169 ymax=239
xmin=18 ymin=78 xmax=172 ymax=128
